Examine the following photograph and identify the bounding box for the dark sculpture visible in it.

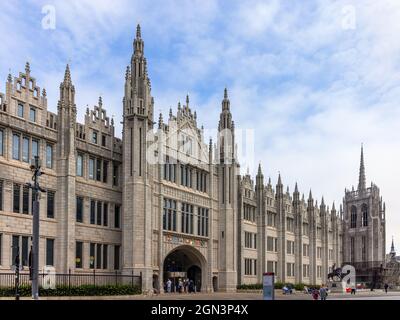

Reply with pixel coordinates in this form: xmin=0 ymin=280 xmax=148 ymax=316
xmin=327 ymin=264 xmax=348 ymax=282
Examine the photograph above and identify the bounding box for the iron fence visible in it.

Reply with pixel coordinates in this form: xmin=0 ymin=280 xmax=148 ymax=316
xmin=0 ymin=270 xmax=141 ymax=290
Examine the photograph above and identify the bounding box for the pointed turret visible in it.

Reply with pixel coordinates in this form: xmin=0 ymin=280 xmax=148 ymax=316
xmin=358 ymin=144 xmax=366 ymax=191
xmin=59 ymin=64 xmax=75 ymax=106
xmin=64 ymin=64 xmax=72 ymax=85
xmin=133 ymin=24 xmax=144 ymax=55
xmin=256 ymin=163 xmax=264 ymax=191
xmin=158 ymin=112 xmax=163 ymax=129
xmin=7 ymin=73 xmax=12 ymax=82
xmin=25 ymin=61 xmax=30 ymax=74
xmin=276 ymin=173 xmax=283 ymax=195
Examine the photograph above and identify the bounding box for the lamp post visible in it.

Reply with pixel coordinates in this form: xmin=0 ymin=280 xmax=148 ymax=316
xmin=26 ymin=156 xmax=46 ymax=300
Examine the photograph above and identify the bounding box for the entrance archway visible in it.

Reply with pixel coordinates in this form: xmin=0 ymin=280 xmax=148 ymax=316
xmin=163 ymin=245 xmax=206 ymax=293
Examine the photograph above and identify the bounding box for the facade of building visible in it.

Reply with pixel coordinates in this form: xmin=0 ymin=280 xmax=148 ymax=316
xmin=0 ymin=25 xmax=386 ymax=293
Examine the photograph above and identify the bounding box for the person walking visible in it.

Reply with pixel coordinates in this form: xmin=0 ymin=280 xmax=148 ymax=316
xmin=166 ymin=279 xmax=172 ymax=293
xmin=384 ymin=283 xmax=389 ymax=294
xmin=312 ymin=288 xmax=320 ymax=300
xmin=319 ymin=285 xmax=328 ymax=300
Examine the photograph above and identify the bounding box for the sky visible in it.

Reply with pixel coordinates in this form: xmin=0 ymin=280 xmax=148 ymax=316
xmin=0 ymin=0 xmax=399 ymax=252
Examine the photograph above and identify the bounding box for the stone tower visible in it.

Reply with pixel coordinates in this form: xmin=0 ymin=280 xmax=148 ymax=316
xmin=343 ymin=146 xmax=386 ymax=282
xmin=122 ymin=24 xmax=155 ymax=292
xmin=217 ymin=88 xmax=238 ymax=291
xmin=56 ymin=64 xmax=77 ymax=272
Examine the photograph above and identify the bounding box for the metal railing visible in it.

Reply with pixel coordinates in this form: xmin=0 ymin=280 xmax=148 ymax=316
xmin=0 ymin=270 xmax=141 ymax=290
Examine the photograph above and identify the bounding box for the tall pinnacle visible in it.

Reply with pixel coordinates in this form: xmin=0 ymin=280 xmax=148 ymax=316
xmin=391 ymin=237 xmax=395 ymax=254
xmin=224 ymin=87 xmax=228 ymax=99
xmin=294 ymin=182 xmax=298 ymax=193
xmin=64 ymin=64 xmax=72 ymax=85
xmin=257 ymin=163 xmax=263 ymax=176
xmin=136 ymin=24 xmax=141 ymax=38
xmin=277 ymin=173 xmax=282 ymax=185
xmin=358 ymin=144 xmax=366 ymax=191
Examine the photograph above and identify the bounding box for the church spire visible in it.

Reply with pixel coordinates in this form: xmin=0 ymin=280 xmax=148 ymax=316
xmin=136 ymin=24 xmax=141 ymax=38
xmin=358 ymin=144 xmax=366 ymax=191
xmin=64 ymin=64 xmax=72 ymax=85
xmin=391 ymin=237 xmax=396 ymax=254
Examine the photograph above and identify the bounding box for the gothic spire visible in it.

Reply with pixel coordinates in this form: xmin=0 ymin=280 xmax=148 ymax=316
xmin=25 ymin=61 xmax=30 ymax=74
xmin=294 ymin=182 xmax=299 ymax=193
xmin=277 ymin=173 xmax=282 ymax=185
xmin=308 ymin=189 xmax=313 ymax=200
xmin=391 ymin=237 xmax=395 ymax=254
xmin=136 ymin=24 xmax=141 ymax=39
xmin=63 ymin=64 xmax=72 ymax=85
xmin=257 ymin=163 xmax=263 ymax=176
xmin=358 ymin=144 xmax=366 ymax=191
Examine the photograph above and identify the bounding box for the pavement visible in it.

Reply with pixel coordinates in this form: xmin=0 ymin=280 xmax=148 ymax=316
xmin=1 ymin=289 xmax=400 ymax=300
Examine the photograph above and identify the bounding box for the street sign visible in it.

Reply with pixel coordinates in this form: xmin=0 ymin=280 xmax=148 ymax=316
xmin=263 ymin=272 xmax=275 ymax=300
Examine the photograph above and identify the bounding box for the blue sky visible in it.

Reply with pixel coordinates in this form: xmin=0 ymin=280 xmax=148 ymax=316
xmin=1 ymin=0 xmax=400 ymax=251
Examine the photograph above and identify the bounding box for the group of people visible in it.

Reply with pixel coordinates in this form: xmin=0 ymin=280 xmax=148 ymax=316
xmin=165 ymin=278 xmax=196 ymax=293
xmin=311 ymin=284 xmax=329 ymax=300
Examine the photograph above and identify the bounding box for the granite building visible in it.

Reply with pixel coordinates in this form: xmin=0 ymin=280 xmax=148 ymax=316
xmin=0 ymin=25 xmax=386 ymax=293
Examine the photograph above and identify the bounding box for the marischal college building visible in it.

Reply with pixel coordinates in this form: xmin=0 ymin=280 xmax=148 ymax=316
xmin=0 ymin=25 xmax=387 ymax=293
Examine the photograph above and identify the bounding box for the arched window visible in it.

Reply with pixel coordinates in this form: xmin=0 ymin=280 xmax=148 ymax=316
xmin=361 ymin=204 xmax=368 ymax=227
xmin=350 ymin=206 xmax=357 ymax=228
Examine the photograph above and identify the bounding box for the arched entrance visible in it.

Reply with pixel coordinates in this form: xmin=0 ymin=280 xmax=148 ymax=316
xmin=163 ymin=245 xmax=206 ymax=293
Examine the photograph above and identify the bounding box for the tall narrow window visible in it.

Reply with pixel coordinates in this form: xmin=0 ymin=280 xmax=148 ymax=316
xmin=29 ymin=107 xmax=36 ymax=122
xmin=47 ymin=191 xmax=55 ymax=218
xmin=103 ymin=161 xmax=108 ymax=183
xmin=32 ymin=139 xmax=39 ymax=159
xmin=18 ymin=103 xmax=24 ymax=118
xmin=97 ymin=201 xmax=102 ymax=225
xmin=96 ymin=159 xmax=102 ymax=181
xmin=113 ymin=163 xmax=119 ymax=186
xmin=76 ymin=196 xmax=83 ymax=222
xmin=114 ymin=245 xmax=120 ymax=270
xmin=139 ymin=127 xmax=142 ymax=176
xmin=0 ymin=129 xmax=4 ymax=156
xmin=103 ymin=203 xmax=108 ymax=226
xmin=46 ymin=239 xmax=54 ymax=266
xmin=350 ymin=237 xmax=355 ymax=262
xmin=90 ymin=243 xmax=95 ymax=269
xmin=92 ymin=131 xmax=98 ymax=144
xmin=362 ymin=204 xmax=368 ymax=227
xmin=12 ymin=236 xmax=19 ymax=265
xmin=13 ymin=134 xmax=20 ymax=160
xmin=76 ymin=154 xmax=83 ymax=177
xmin=102 ymin=245 xmax=108 ymax=269
xmin=350 ymin=206 xmax=357 ymax=228
xmin=130 ymin=128 xmax=133 ymax=176
xmin=0 ymin=234 xmax=2 ymax=265
xmin=114 ymin=204 xmax=121 ymax=228
xmin=22 ymin=185 xmax=29 ymax=214
xmin=96 ymin=244 xmax=102 ymax=269
xmin=101 ymin=134 xmax=106 ymax=147
xmin=13 ymin=183 xmax=20 ymax=213
xmin=22 ymin=137 xmax=29 ymax=162
xmin=21 ymin=236 xmax=29 ymax=266
xmin=90 ymin=200 xmax=96 ymax=224
xmin=89 ymin=158 xmax=95 ymax=179
xmin=0 ymin=180 xmax=3 ymax=211
xmin=76 ymin=242 xmax=83 ymax=268
xmin=46 ymin=144 xmax=53 ymax=168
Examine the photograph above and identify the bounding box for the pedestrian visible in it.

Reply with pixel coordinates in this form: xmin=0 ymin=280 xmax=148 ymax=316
xmin=351 ymin=285 xmax=356 ymax=295
xmin=319 ymin=284 xmax=328 ymax=300
xmin=312 ymin=288 xmax=320 ymax=300
xmin=189 ymin=279 xmax=194 ymax=293
xmin=184 ymin=278 xmax=189 ymax=293
xmin=384 ymin=283 xmax=389 ymax=294
xmin=178 ymin=279 xmax=183 ymax=293
xmin=166 ymin=279 xmax=172 ymax=293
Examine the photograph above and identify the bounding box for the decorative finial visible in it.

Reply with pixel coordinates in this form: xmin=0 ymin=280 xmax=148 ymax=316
xmin=158 ymin=112 xmax=163 ymax=129
xmin=186 ymin=94 xmax=189 ymax=107
xmin=224 ymin=87 xmax=228 ymax=99
xmin=125 ymin=65 xmax=130 ymax=80
xmin=64 ymin=64 xmax=72 ymax=84
xmin=169 ymin=107 xmax=173 ymax=118
xmin=294 ymin=182 xmax=298 ymax=193
xmin=178 ymin=101 xmax=181 ymax=111
xmin=25 ymin=61 xmax=30 ymax=74
xmin=42 ymin=88 xmax=46 ymax=96
xmin=136 ymin=24 xmax=141 ymax=38
xmin=99 ymin=96 xmax=103 ymax=107
xmin=7 ymin=72 xmax=12 ymax=83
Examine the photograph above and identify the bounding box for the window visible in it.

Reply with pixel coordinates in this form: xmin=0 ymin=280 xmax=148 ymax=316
xmin=317 ymin=266 xmax=322 ymax=278
xmin=102 ymin=245 xmax=108 ymax=269
xmin=32 ymin=139 xmax=39 ymax=159
xmin=163 ymin=199 xmax=177 ymax=231
xmin=113 ymin=163 xmax=119 ymax=186
xmin=76 ymin=242 xmax=83 ymax=268
xmin=103 ymin=203 xmax=108 ymax=226
xmin=163 ymin=157 xmax=176 ymax=183
xmin=317 ymin=247 xmax=322 ymax=259
xmin=76 ymin=154 xmax=83 ymax=177
xmin=46 ymin=144 xmax=53 ymax=168
xmin=96 ymin=244 xmax=102 ymax=269
xmin=316 ymin=227 xmax=322 ymax=239
xmin=267 ymin=211 xmax=276 ymax=227
xmin=89 ymin=158 xmax=95 ymax=179
xmin=0 ymin=234 xmax=2 ymax=265
xmin=97 ymin=201 xmax=102 ymax=225
xmin=303 ymin=264 xmax=310 ymax=278
xmin=350 ymin=206 xmax=357 ymax=228
xmin=90 ymin=243 xmax=95 ymax=269
xmin=0 ymin=129 xmax=3 ymax=156
xmin=46 ymin=239 xmax=54 ymax=266
xmin=267 ymin=237 xmax=277 ymax=252
xmin=361 ymin=204 xmax=368 ymax=227
xmin=13 ymin=134 xmax=20 ymax=160
xmin=362 ymin=236 xmax=366 ymax=261
xmin=22 ymin=137 xmax=29 ymax=162
xmin=286 ymin=218 xmax=294 ymax=232
xmin=303 ymin=244 xmax=309 ymax=257
xmin=101 ymin=134 xmax=106 ymax=147
xmin=92 ymin=131 xmax=98 ymax=144
xmin=287 ymin=263 xmax=295 ymax=277
xmin=96 ymin=159 xmax=102 ymax=181
xmin=267 ymin=261 xmax=277 ymax=273
xmin=90 ymin=200 xmax=96 ymax=224
xmin=287 ymin=240 xmax=295 ymax=255
xmin=181 ymin=203 xmax=193 ymax=234
xmin=47 ymin=191 xmax=55 ymax=218
xmin=76 ymin=197 xmax=84 ymax=222
xmin=22 ymin=185 xmax=29 ymax=214
xmin=0 ymin=180 xmax=3 ymax=211
xmin=114 ymin=204 xmax=121 ymax=228
xmin=244 ymin=232 xmax=257 ymax=249
xmin=114 ymin=245 xmax=120 ymax=270
xmin=103 ymin=161 xmax=108 ymax=183
xmin=12 ymin=235 xmax=19 ymax=266
xmin=21 ymin=236 xmax=29 ymax=266
xmin=244 ymin=204 xmax=256 ymax=222
xmin=29 ymin=107 xmax=36 ymax=122
xmin=18 ymin=103 xmax=24 ymax=118
xmin=329 ymin=249 xmax=333 ymax=260
xmin=13 ymin=183 xmax=20 ymax=213
xmin=197 ymin=207 xmax=209 ymax=237
xmin=244 ymin=258 xmax=257 ymax=275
